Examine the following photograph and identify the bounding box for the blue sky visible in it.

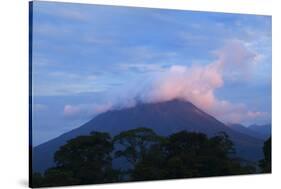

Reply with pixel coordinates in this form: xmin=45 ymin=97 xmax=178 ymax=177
xmin=31 ymin=1 xmax=272 ymax=145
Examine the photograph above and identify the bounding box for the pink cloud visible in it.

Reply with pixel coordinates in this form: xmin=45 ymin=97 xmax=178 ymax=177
xmin=63 ymin=102 xmax=113 ymax=119
xmin=145 ymin=64 xmax=222 ymax=111
xmin=213 ymin=39 xmax=258 ymax=81
xmin=214 ymin=39 xmax=257 ymax=66
xmin=64 ymin=40 xmax=268 ymax=125
xmin=63 ymin=105 xmax=82 ymax=117
xmin=138 ymin=40 xmax=265 ymax=124
xmin=91 ymin=102 xmax=113 ymax=114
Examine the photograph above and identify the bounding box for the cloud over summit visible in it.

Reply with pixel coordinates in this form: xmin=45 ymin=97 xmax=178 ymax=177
xmin=64 ymin=40 xmax=269 ymax=124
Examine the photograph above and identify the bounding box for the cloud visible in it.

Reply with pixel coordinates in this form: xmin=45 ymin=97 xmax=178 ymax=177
xmin=214 ymin=39 xmax=257 ymax=66
xmin=33 ymin=104 xmax=48 ymax=111
xmin=123 ymin=46 xmax=178 ymax=63
xmin=180 ymin=31 xmax=208 ymax=44
xmin=63 ymin=105 xmax=81 ymax=117
xmin=36 ymin=2 xmax=90 ymax=22
xmin=63 ymin=40 xmax=269 ymax=125
xmin=143 ymin=64 xmax=223 ymax=111
xmin=141 ymin=40 xmax=267 ymax=124
xmin=208 ymin=101 xmax=269 ymax=125
xmin=49 ymin=71 xmax=97 ymax=81
xmin=57 ymin=8 xmax=89 ymax=21
xmin=63 ymin=102 xmax=112 ymax=119
xmin=213 ymin=39 xmax=259 ymax=81
xmin=83 ymin=36 xmax=114 ymax=46
xmin=34 ymin=23 xmax=73 ymax=37
xmin=118 ymin=63 xmax=166 ymax=73
xmin=33 ymin=70 xmax=103 ymax=96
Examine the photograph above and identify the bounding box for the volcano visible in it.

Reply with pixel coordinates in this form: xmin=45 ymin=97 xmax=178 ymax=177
xmin=33 ymin=99 xmax=264 ymax=173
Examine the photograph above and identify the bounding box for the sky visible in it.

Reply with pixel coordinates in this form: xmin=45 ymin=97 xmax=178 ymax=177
xmin=31 ymin=1 xmax=272 ymax=146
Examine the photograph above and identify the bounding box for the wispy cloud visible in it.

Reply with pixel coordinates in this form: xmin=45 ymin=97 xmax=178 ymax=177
xmin=63 ymin=102 xmax=112 ymax=119
xmin=32 ymin=2 xmax=271 ymax=132
xmin=33 ymin=71 xmax=103 ymax=96
xmin=118 ymin=63 xmax=166 ymax=73
xmin=35 ymin=2 xmax=91 ymax=22
xmin=122 ymin=46 xmax=178 ymax=62
xmin=34 ymin=23 xmax=73 ymax=37
xmin=33 ymin=104 xmax=48 ymax=111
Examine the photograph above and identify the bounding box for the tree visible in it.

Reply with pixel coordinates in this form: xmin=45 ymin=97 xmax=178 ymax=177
xmin=31 ymin=172 xmax=44 ymax=188
xmin=113 ymin=127 xmax=163 ymax=168
xmin=208 ymin=132 xmax=236 ymax=157
xmin=40 ymin=168 xmax=79 ymax=187
xmin=131 ymin=139 xmax=168 ymax=180
xmin=36 ymin=131 xmax=118 ymax=187
xmin=32 ymin=128 xmax=257 ymax=187
xmin=131 ymin=131 xmax=255 ymax=180
xmin=164 ymin=131 xmax=210 ymax=178
xmin=259 ymin=137 xmax=271 ymax=173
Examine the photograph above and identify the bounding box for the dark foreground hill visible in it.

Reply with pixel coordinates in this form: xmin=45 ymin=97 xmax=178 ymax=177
xmin=33 ymin=99 xmax=264 ymax=173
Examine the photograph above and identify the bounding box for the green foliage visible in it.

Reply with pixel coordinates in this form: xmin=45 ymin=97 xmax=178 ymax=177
xmin=32 ymin=132 xmax=118 ymax=187
xmin=131 ymin=131 xmax=254 ymax=181
xmin=42 ymin=168 xmax=79 ymax=187
xmin=31 ymin=172 xmax=44 ymax=188
xmin=32 ymin=128 xmax=258 ymax=187
xmin=113 ymin=127 xmax=165 ymax=180
xmin=259 ymin=136 xmax=271 ymax=173
xmin=113 ymin=127 xmax=164 ymax=167
xmin=54 ymin=131 xmax=117 ymax=184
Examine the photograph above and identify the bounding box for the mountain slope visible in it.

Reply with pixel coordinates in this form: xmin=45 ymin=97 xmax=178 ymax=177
xmin=227 ymin=123 xmax=266 ymax=140
xmin=248 ymin=124 xmax=271 ymax=139
xmin=33 ymin=99 xmax=263 ymax=173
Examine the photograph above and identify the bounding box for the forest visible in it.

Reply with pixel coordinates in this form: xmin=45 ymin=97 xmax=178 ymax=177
xmin=31 ymin=127 xmax=271 ymax=188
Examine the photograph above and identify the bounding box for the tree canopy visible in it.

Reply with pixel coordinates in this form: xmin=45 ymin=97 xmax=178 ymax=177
xmin=259 ymin=136 xmax=271 ymax=173
xmin=32 ymin=127 xmax=260 ymax=187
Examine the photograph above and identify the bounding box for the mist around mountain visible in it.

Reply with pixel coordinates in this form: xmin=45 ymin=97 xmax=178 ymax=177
xmin=32 ymin=99 xmax=266 ymax=174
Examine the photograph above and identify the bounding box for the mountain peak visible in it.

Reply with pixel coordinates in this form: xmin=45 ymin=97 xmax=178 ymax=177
xmin=146 ymin=98 xmax=194 ymax=107
xmin=33 ymin=98 xmax=264 ymax=173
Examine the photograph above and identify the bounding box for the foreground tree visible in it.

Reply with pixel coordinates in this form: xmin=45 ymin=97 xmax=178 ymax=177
xmin=31 ymin=172 xmax=44 ymax=187
xmin=32 ymin=132 xmax=117 ymax=187
xmin=259 ymin=137 xmax=271 ymax=173
xmin=32 ymin=128 xmax=257 ymax=187
xmin=113 ymin=127 xmax=163 ymax=167
xmin=132 ymin=131 xmax=255 ymax=180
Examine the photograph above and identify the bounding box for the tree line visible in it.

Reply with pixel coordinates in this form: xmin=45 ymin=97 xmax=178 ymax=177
xmin=31 ymin=127 xmax=271 ymax=187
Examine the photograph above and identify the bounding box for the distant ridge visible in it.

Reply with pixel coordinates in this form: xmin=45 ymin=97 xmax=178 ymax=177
xmin=248 ymin=124 xmax=271 ymax=140
xmin=227 ymin=123 xmax=270 ymax=140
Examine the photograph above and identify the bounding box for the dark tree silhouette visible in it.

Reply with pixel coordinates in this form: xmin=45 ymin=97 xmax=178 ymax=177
xmin=32 ymin=128 xmax=257 ymax=187
xmin=31 ymin=132 xmax=117 ymax=187
xmin=31 ymin=172 xmax=44 ymax=187
xmin=259 ymin=137 xmax=271 ymax=173
xmin=113 ymin=127 xmax=163 ymax=167
xmin=40 ymin=168 xmax=79 ymax=186
xmin=132 ymin=131 xmax=255 ymax=180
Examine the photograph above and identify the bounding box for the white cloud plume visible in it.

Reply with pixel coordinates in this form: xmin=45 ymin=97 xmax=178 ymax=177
xmin=63 ymin=40 xmax=270 ymax=124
